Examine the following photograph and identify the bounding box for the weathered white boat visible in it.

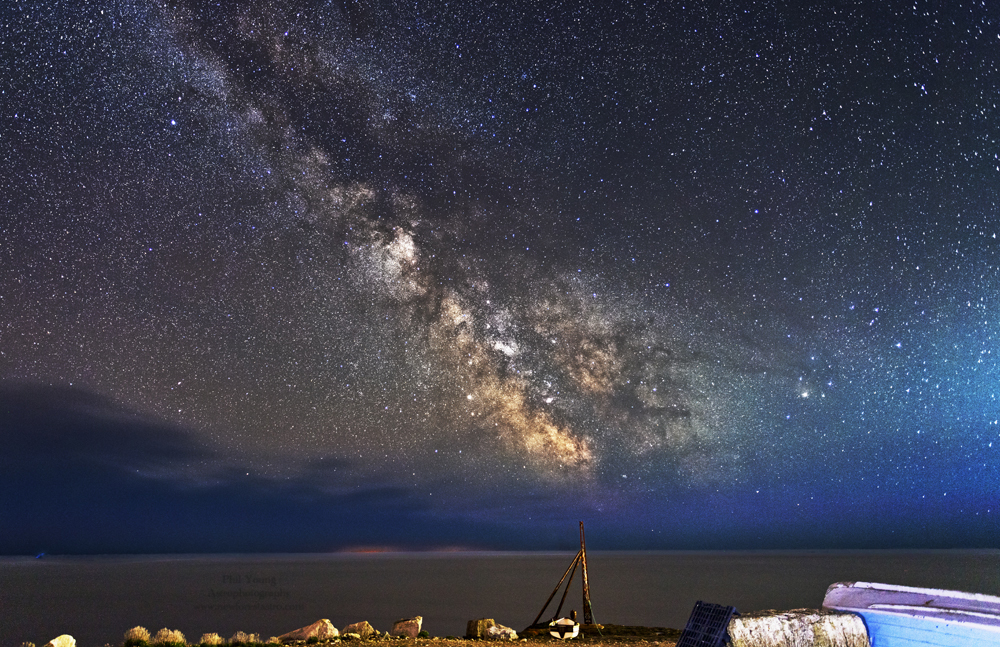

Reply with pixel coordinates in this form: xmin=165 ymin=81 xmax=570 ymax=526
xmin=823 ymin=581 xmax=1000 ymax=646
xmin=548 ymin=618 xmax=579 ymax=640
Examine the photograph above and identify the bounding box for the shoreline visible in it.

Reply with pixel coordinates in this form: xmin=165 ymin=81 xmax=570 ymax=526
xmin=6 ymin=551 xmax=998 ymax=646
xmin=8 ymin=547 xmax=1000 ymax=561
xmin=19 ymin=625 xmax=681 ymax=647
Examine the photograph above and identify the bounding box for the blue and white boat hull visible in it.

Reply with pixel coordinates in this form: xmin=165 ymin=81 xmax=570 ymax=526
xmin=823 ymin=581 xmax=1000 ymax=647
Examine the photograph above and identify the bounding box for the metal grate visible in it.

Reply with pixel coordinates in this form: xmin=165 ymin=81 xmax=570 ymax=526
xmin=675 ymin=601 xmax=737 ymax=647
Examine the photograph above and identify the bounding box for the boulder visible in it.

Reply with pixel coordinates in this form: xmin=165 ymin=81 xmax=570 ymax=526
xmin=153 ymin=629 xmax=187 ymax=646
xmin=43 ymin=636 xmax=75 ymax=647
xmin=390 ymin=617 xmax=422 ymax=639
xmin=124 ymin=628 xmax=151 ymax=645
xmin=728 ymin=609 xmax=869 ymax=647
xmin=466 ymin=619 xmax=495 ymax=639
xmin=279 ymin=619 xmax=340 ymax=642
xmin=466 ymin=619 xmax=517 ymax=641
xmin=486 ymin=624 xmax=517 ymax=641
xmin=342 ymin=622 xmax=376 ymax=640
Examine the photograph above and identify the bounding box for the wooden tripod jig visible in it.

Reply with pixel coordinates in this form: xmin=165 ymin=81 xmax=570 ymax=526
xmin=530 ymin=522 xmax=596 ymax=627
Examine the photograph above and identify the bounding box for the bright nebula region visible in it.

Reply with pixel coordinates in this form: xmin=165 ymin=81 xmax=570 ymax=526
xmin=1 ymin=0 xmax=998 ymax=553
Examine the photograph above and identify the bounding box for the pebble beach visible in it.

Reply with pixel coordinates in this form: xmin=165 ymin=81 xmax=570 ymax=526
xmin=27 ymin=624 xmax=682 ymax=647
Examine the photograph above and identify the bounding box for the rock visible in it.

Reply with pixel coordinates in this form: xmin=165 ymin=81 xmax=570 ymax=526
xmin=43 ymin=636 xmax=75 ymax=647
xmin=466 ymin=619 xmax=516 ymax=640
xmin=486 ymin=625 xmax=518 ymax=641
xmin=390 ymin=617 xmax=422 ymax=639
xmin=124 ymin=628 xmax=151 ymax=645
xmin=280 ymin=620 xmax=340 ymax=642
xmin=153 ymin=629 xmax=186 ymax=646
xmin=466 ymin=620 xmax=496 ymax=639
xmin=342 ymin=622 xmax=376 ymax=640
xmin=728 ymin=609 xmax=869 ymax=647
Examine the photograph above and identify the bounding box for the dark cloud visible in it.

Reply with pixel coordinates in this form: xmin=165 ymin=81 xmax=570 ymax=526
xmin=0 ymin=383 xmax=492 ymax=554
xmin=1 ymin=382 xmax=995 ymax=553
xmin=0 ymin=383 xmax=214 ymax=470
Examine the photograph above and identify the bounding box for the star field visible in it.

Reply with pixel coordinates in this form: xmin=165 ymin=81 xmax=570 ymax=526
xmin=1 ymin=0 xmax=998 ymax=552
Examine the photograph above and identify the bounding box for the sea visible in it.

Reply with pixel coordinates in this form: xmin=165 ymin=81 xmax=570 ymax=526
xmin=2 ymin=551 xmax=999 ymax=647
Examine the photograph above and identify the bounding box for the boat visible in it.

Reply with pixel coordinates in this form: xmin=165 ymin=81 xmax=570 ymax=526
xmin=549 ymin=618 xmax=580 ymax=640
xmin=822 ymin=581 xmax=1000 ymax=646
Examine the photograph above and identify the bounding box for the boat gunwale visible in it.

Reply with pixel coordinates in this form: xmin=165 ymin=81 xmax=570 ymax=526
xmin=843 ymin=581 xmax=1000 ymax=606
xmin=823 ymin=581 xmax=1000 ymax=638
xmin=867 ymin=603 xmax=1000 ymax=622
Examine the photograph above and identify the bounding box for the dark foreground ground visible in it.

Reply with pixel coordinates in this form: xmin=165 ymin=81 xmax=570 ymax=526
xmin=322 ymin=635 xmax=679 ymax=647
xmin=274 ymin=626 xmax=681 ymax=647
xmin=401 ymin=638 xmax=676 ymax=647
xmin=303 ymin=626 xmax=680 ymax=647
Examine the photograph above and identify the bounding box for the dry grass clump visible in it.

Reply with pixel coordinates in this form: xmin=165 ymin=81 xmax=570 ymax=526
xmin=152 ymin=629 xmax=186 ymax=647
xmin=199 ymin=635 xmax=223 ymax=646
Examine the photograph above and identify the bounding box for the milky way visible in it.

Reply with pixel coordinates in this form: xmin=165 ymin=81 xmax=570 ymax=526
xmin=2 ymin=0 xmax=999 ymax=551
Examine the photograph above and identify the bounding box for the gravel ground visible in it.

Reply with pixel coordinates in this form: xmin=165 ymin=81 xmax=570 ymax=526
xmin=280 ymin=625 xmax=682 ymax=647
xmin=389 ymin=639 xmax=676 ymax=647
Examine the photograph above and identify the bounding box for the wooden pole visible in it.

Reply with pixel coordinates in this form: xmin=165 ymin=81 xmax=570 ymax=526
xmin=580 ymin=521 xmax=595 ymax=625
xmin=553 ymin=554 xmax=580 ymax=620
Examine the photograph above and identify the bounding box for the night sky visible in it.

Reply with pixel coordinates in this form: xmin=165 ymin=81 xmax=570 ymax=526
xmin=2 ymin=0 xmax=998 ymax=554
